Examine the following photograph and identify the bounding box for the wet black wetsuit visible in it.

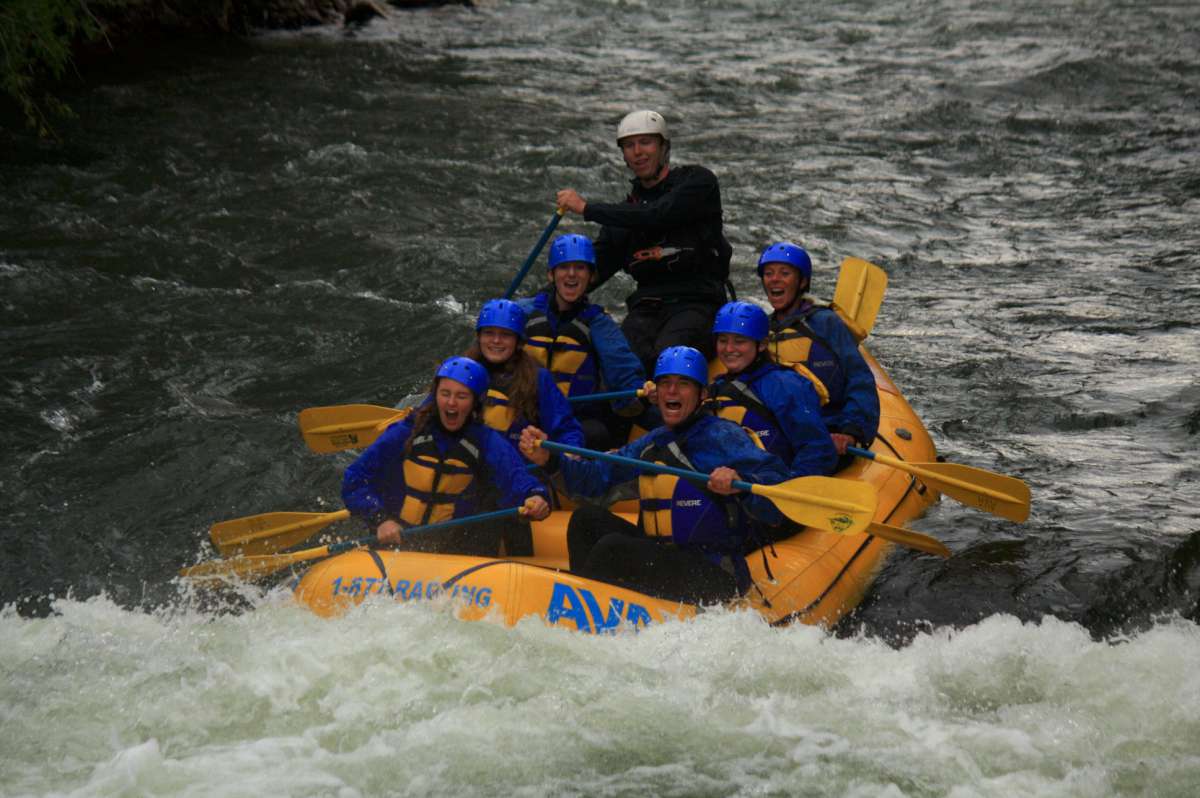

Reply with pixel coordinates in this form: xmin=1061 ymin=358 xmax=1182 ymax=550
xmin=588 ymin=164 xmax=732 ymax=372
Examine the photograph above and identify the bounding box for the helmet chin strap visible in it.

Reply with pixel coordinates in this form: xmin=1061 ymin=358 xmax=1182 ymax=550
xmin=655 ymin=141 xmax=671 ymax=181
xmin=783 ymin=280 xmax=811 ymax=315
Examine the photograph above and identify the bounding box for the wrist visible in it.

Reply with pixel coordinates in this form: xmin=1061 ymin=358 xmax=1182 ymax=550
xmin=830 ymin=424 xmax=861 ymax=440
xmin=616 ymin=398 xmax=644 ymax=417
xmin=367 ymin=510 xmax=393 ymax=528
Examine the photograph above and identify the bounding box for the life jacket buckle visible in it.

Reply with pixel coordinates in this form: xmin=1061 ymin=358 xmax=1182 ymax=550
xmin=631 ymin=246 xmax=687 ymax=263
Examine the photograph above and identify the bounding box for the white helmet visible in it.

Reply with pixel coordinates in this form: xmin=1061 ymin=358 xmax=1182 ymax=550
xmin=616 ymin=110 xmax=669 ymax=145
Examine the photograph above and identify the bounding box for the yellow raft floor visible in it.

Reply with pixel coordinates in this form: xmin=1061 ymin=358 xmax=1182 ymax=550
xmin=293 ymin=349 xmax=940 ymax=632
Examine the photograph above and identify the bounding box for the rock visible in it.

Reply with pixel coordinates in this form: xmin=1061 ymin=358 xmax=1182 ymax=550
xmin=388 ymin=0 xmax=473 ymax=8
xmin=344 ymin=0 xmax=389 ymax=27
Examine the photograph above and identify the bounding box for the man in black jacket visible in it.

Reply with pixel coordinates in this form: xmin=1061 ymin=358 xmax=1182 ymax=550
xmin=556 ymin=109 xmax=732 ymax=373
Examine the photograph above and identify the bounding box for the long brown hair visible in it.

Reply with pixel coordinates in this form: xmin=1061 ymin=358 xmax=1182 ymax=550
xmin=463 ymin=340 xmax=541 ymax=424
xmin=403 ymin=375 xmax=483 ymax=455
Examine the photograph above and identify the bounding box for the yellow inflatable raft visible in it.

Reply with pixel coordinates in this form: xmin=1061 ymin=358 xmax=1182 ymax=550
xmin=292 ymin=347 xmax=940 ymax=631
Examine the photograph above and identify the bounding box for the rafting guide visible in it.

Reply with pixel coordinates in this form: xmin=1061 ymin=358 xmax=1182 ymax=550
xmin=556 ymin=109 xmax=733 ymax=373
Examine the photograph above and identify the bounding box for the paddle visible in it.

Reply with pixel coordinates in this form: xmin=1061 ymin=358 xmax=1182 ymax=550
xmin=503 ymin=208 xmax=565 ymax=300
xmin=211 ymin=509 xmax=350 ymax=558
xmin=182 ymin=507 xmax=524 ymax=584
xmin=536 ymin=439 xmax=874 ymax=534
xmin=298 ymin=389 xmax=643 ymax=454
xmin=865 ymin=520 xmax=951 ymax=559
xmin=299 ymin=404 xmax=412 ymax=454
xmin=211 ymin=456 xmax=545 ymax=556
xmin=568 ymin=388 xmax=641 ymax=403
xmin=831 ymin=257 xmax=887 ymax=342
xmin=848 ymin=445 xmax=1030 ymax=523
xmin=537 ymin=440 xmax=948 ymax=556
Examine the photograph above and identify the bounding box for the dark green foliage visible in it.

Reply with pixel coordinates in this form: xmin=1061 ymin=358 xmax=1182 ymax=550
xmin=0 ymin=0 xmax=273 ymax=138
xmin=0 ymin=0 xmax=116 ymax=136
xmin=0 ymin=0 xmax=388 ymax=138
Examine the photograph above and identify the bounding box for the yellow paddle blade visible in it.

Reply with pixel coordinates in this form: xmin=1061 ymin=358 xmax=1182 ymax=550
xmin=179 ymin=545 xmax=334 ymax=585
xmin=211 ymin=509 xmax=351 ymax=557
xmin=832 ymin=257 xmax=887 ymax=342
xmin=298 ymin=404 xmax=410 ymax=453
xmin=867 ymin=521 xmax=951 ymax=558
xmin=913 ymin=461 xmax=1030 ymax=523
xmin=873 ymin=453 xmax=1031 ymax=523
xmin=751 ymin=476 xmax=877 ymax=535
xmin=186 ymin=507 xmax=520 ymax=586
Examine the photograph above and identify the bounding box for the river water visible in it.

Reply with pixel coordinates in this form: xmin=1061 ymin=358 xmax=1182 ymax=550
xmin=2 ymin=0 xmax=1199 ymax=795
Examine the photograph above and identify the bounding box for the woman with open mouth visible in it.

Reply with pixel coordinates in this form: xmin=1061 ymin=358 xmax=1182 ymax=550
xmin=709 ymin=300 xmax=838 ymax=478
xmin=518 ymin=233 xmax=649 ymax=450
xmin=519 ymin=346 xmax=790 ymax=605
xmin=341 ymin=356 xmax=551 ymax=556
xmin=758 ymin=242 xmax=881 ymax=462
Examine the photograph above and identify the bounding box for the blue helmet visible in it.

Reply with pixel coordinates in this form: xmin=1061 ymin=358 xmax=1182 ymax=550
xmin=435 ymin=356 xmax=488 ymax=399
xmin=712 ymin=301 xmax=769 ymax=341
xmin=653 ymin=345 xmax=708 ymax=388
xmin=476 ymin=299 xmax=527 ymax=339
xmin=756 ymin=241 xmax=812 ymax=282
xmin=547 ymin=234 xmax=595 ymax=270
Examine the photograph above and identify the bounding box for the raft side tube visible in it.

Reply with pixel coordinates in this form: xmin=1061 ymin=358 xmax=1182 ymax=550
xmin=294 ymin=548 xmax=696 ymax=632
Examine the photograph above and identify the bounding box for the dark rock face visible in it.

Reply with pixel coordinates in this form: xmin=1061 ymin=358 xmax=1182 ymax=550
xmin=239 ymin=0 xmax=349 ymax=29
xmin=387 ymin=0 xmax=472 ymax=7
xmin=84 ymin=1 xmax=346 ymax=39
xmin=1080 ymin=530 xmax=1200 ymax=639
xmin=87 ymin=0 xmax=474 ymax=41
xmin=344 ymin=1 xmax=388 ymax=27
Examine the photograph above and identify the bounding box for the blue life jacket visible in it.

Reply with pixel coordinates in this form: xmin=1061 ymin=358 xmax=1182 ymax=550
xmin=711 ymin=362 xmax=789 ymax=462
xmin=524 ymin=300 xmax=603 ymax=399
xmin=398 ymin=431 xmax=482 ymax=527
xmin=767 ymin=304 xmax=847 ymax=407
xmin=342 ymin=419 xmax=548 ymax=527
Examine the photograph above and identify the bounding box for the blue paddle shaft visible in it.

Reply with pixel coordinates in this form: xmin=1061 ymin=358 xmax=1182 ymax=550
xmin=566 ymin=388 xmax=639 ymax=404
xmin=332 ymin=507 xmax=522 ymax=555
xmin=539 ymin=439 xmax=751 ymax=492
xmin=503 ymin=210 xmax=564 ymax=299
xmin=847 ymin=445 xmax=876 ymax=460
xmin=327 ymin=535 xmax=377 ymax=556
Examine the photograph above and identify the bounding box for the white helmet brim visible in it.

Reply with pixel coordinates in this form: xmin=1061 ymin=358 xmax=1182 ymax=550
xmin=616 ymin=110 xmax=669 ymax=144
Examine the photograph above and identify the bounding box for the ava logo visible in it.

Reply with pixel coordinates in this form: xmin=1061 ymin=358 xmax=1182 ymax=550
xmin=546 ymin=582 xmax=653 ymax=633
xmin=829 ymin=514 xmax=854 ymax=533
xmin=331 ymin=432 xmax=359 ymax=447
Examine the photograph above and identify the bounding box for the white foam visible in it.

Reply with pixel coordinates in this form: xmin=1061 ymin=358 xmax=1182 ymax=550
xmin=8 ymin=599 xmax=1195 ymax=795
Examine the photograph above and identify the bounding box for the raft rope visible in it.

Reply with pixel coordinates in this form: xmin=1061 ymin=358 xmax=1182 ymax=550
xmin=366 ymin=549 xmax=395 ymax=595
xmin=749 ymin=545 xmax=776 ymax=609
xmin=441 ymin=558 xmax=518 ymax=589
